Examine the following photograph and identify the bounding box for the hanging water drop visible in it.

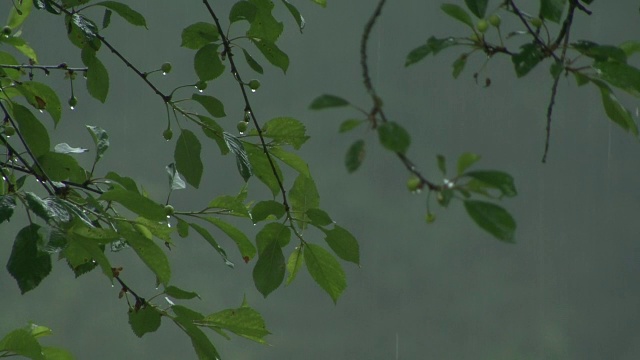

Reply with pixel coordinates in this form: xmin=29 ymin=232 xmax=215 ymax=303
xmin=162 ymin=71 xmax=167 ymax=76
xmin=69 ymin=106 xmax=75 ymax=110
xmin=251 ymin=88 xmax=256 ymax=93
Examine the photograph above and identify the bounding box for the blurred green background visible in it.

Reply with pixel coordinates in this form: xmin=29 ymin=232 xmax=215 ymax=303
xmin=2 ymin=1 xmax=640 ymax=359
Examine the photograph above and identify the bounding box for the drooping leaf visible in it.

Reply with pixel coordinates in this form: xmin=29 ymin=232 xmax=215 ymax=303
xmin=7 ymin=224 xmax=52 ymax=294
xmin=304 ymin=243 xmax=346 ymax=304
xmin=250 ymin=38 xmax=289 ymax=74
xmin=464 ymin=170 xmax=517 ymax=197
xmin=345 ymin=139 xmax=365 ymax=173
xmin=118 ymin=222 xmax=171 ymax=285
xmin=0 ymin=195 xmax=16 ymax=223
xmin=165 ymin=285 xmax=201 ymax=300
xmin=172 ymin=305 xmax=221 ymax=360
xmin=189 ymin=222 xmax=234 ymax=268
xmin=242 ymin=49 xmax=264 ymax=74
xmin=175 ymin=129 xmax=203 ymax=188
xmin=452 ymin=53 xmax=468 ymax=78
xmin=262 ymin=117 xmax=309 ymax=149
xmin=95 ymin=1 xmax=147 ymax=28
xmin=594 ymin=61 xmax=640 ymax=97
xmin=81 ymin=47 xmax=109 ymax=103
xmin=441 ymin=4 xmax=475 ymax=28
xmin=464 ymin=200 xmax=516 ymax=242
xmin=309 ymin=94 xmax=350 ymax=110
xmin=223 ymin=132 xmax=252 ymax=182
xmin=321 ymin=225 xmax=360 ymax=265
xmin=166 ymin=163 xmax=186 ymax=190
xmin=0 ymin=328 xmax=44 ymax=360
xmin=200 ymin=304 xmax=270 ymax=344
xmin=194 ymin=43 xmax=225 ymax=81
xmin=86 ymin=125 xmax=109 ymax=165
xmin=285 ymin=246 xmax=304 ymax=285
xmin=281 ymin=0 xmax=305 ymax=33
xmin=197 ymin=115 xmax=228 ymax=154
xmin=540 ymin=0 xmax=567 ymax=23
xmin=192 ymin=94 xmax=226 ymax=118
xmin=245 ymin=144 xmax=282 ymax=196
xmin=289 ymin=174 xmax=319 ymax=229
xmin=457 ymin=152 xmax=481 ymax=175
xmin=100 ymin=188 xmax=167 ymax=221
xmin=203 ymin=217 xmax=257 ymax=261
xmin=377 ymin=121 xmax=411 ymax=154
xmin=251 ymin=200 xmax=286 ymax=223
xmin=306 ymin=208 xmax=333 ymax=227
xmin=16 ymin=81 xmax=61 ymax=125
xmin=181 ymin=22 xmax=219 ymax=49
xmin=53 ymin=143 xmax=88 ymax=154
xmin=229 ymin=1 xmax=257 ymax=23
xmin=436 ymin=154 xmax=447 ymax=175
xmin=253 ymin=226 xmax=285 ymax=297
xmin=269 ymin=147 xmax=311 ymax=178
xmin=338 ymin=119 xmax=365 ymax=133
xmin=593 ymin=81 xmax=639 ymax=136
xmin=512 ymin=43 xmax=543 ymax=77
xmin=464 ymin=0 xmax=488 ymax=18
xmin=7 ymin=0 xmax=33 ymax=29
xmin=11 ymin=103 xmax=50 ymax=158
xmin=129 ymin=306 xmax=162 ymax=337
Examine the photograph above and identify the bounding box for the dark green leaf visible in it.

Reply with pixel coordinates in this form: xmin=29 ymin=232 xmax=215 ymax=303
xmin=594 ymin=61 xmax=640 ymax=97
xmin=129 ymin=306 xmax=162 ymax=337
xmin=7 ymin=224 xmax=51 ymax=294
xmin=16 ymin=81 xmax=61 ymax=125
xmin=192 ymin=93 xmax=226 ymax=118
xmin=100 ymin=188 xmax=167 ymax=221
xmin=540 ymin=0 xmax=566 ymax=23
xmin=245 ymin=144 xmax=282 ymax=196
xmin=377 ymin=121 xmax=411 ymax=154
xmin=66 ymin=14 xmax=101 ymax=50
xmin=256 ymin=222 xmax=290 ymax=252
xmin=190 ymin=222 xmax=234 ymax=268
xmin=172 ymin=305 xmax=221 ymax=360
xmin=304 ymin=243 xmax=346 ymax=303
xmin=436 ymin=154 xmax=447 ymax=175
xmin=223 ymin=132 xmax=252 ymax=182
xmin=177 ymin=218 xmax=189 ymax=238
xmin=250 ymin=38 xmax=289 ymax=74
xmin=464 ymin=200 xmax=516 ymax=242
xmin=321 ymin=225 xmax=360 ymax=265
xmin=105 ymin=171 xmax=138 ymax=193
xmin=465 ymin=170 xmax=517 ymax=197
xmin=281 ymin=0 xmax=305 ymax=33
xmin=593 ymin=81 xmax=638 ymax=136
xmin=136 ymin=217 xmax=173 ymax=243
xmin=0 ymin=195 xmax=16 ymax=223
xmin=253 ymin=227 xmax=285 ymax=297
xmin=197 ymin=115 xmax=228 ymax=155
xmin=0 ymin=52 xmax=21 ymax=80
xmin=620 ymin=40 xmax=640 ymax=58
xmin=289 ymin=174 xmax=319 ymax=229
xmin=251 ymin=200 xmax=286 ymax=223
xmin=306 ymin=208 xmax=333 ymax=227
xmin=0 ymin=328 xmax=44 ymax=360
xmin=405 ymin=43 xmax=432 ymax=67
xmin=37 ymin=152 xmax=82 ymax=182
xmin=165 ymin=285 xmax=201 ymax=300
xmin=452 ymin=54 xmax=468 ymax=78
xmin=175 ymin=129 xmax=203 ymax=188
xmin=229 ymin=1 xmax=257 ymax=23
xmin=242 ymin=49 xmax=264 ymax=74
xmin=102 ymin=8 xmax=112 ymax=28
xmin=24 ymin=192 xmax=70 ymax=224
xmin=572 ymin=40 xmax=627 ymax=62
xmin=512 ymin=43 xmax=543 ymax=77
xmin=203 ymin=217 xmax=256 ymax=261
xmin=345 ymin=139 xmax=365 ymax=173
xmin=247 ymin=0 xmax=284 ymax=42
xmin=118 ymin=222 xmax=171 ymax=285
xmin=194 ymin=43 xmax=225 ymax=81
xmin=285 ymin=246 xmax=304 ymax=285
xmin=86 ymin=125 xmax=109 ymax=164
xmin=181 ymin=22 xmax=219 ymax=49
xmin=338 ymin=119 xmax=364 ymax=133
xmin=11 ymin=103 xmax=50 ymax=158
xmin=81 ymin=47 xmax=109 ymax=103
xmin=464 ymin=0 xmax=487 ymax=18
xmin=309 ymin=94 xmax=350 ymax=110
xmin=262 ymin=117 xmax=309 ymax=149
xmin=200 ymin=304 xmax=270 ymax=344
xmin=441 ymin=4 xmax=474 ymax=28
xmin=457 ymin=152 xmax=481 ymax=175
xmin=95 ymin=1 xmax=147 ymax=28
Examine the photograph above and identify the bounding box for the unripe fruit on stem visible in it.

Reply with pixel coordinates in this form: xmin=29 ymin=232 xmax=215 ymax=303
xmin=4 ymin=125 xmax=15 ymax=136
xmin=469 ymin=33 xmax=481 ymax=43
xmin=195 ymin=80 xmax=207 ymax=91
xmin=2 ymin=26 xmax=11 ymax=36
xmin=163 ymin=128 xmax=173 ymax=140
xmin=68 ymin=96 xmax=78 ymax=108
xmin=406 ymin=175 xmax=422 ymax=192
xmin=164 ymin=205 xmax=175 ymax=216
xmin=161 ymin=62 xmax=172 ymax=74
xmin=476 ymin=19 xmax=489 ymax=33
xmin=530 ymin=17 xmax=543 ymax=28
xmin=425 ymin=212 xmax=436 ymax=224
xmin=237 ymin=121 xmax=248 ymax=133
xmin=489 ymin=14 xmax=501 ymax=27
xmin=248 ymin=79 xmax=261 ymax=91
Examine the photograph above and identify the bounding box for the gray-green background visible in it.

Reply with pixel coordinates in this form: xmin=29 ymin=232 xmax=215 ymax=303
xmin=2 ymin=1 xmax=640 ymax=359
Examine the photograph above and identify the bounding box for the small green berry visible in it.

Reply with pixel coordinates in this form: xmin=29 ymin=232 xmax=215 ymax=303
xmin=469 ymin=33 xmax=481 ymax=43
xmin=68 ymin=96 xmax=78 ymax=108
xmin=163 ymin=128 xmax=173 ymax=140
xmin=161 ymin=62 xmax=172 ymax=74
xmin=489 ymin=14 xmax=501 ymax=27
xmin=530 ymin=17 xmax=543 ymax=28
xmin=248 ymin=79 xmax=261 ymax=91
xmin=237 ymin=121 xmax=248 ymax=133
xmin=2 ymin=26 xmax=11 ymax=36
xmin=195 ymin=80 xmax=207 ymax=91
xmin=476 ymin=19 xmax=489 ymax=33
xmin=4 ymin=125 xmax=15 ymax=136
xmin=406 ymin=175 xmax=422 ymax=192
xmin=425 ymin=212 xmax=436 ymax=224
xmin=164 ymin=205 xmax=175 ymax=216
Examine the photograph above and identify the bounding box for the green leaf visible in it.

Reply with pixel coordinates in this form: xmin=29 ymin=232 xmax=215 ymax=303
xmin=86 ymin=125 xmax=109 ymax=165
xmin=0 ymin=195 xmax=16 ymax=223
xmin=441 ymin=4 xmax=474 ymax=28
xmin=242 ymin=49 xmax=264 ymax=74
xmin=0 ymin=328 xmax=44 ymax=360
xmin=245 ymin=144 xmax=282 ymax=196
xmin=465 ymin=170 xmax=517 ymax=197
xmin=253 ymin=226 xmax=285 ymax=297
xmin=11 ymin=103 xmax=50 ymax=158
xmin=251 ymin=200 xmax=286 ymax=223
xmin=321 ymin=225 xmax=360 ymax=265
xmin=95 ymin=1 xmax=147 ymax=28
xmin=70 ymin=223 xmax=119 ymax=243
xmin=540 ymin=0 xmax=566 ymax=23
xmin=136 ymin=217 xmax=173 ymax=243
xmin=464 ymin=0 xmax=487 ymax=18
xmin=593 ymin=81 xmax=639 ymax=136
xmin=16 ymin=81 xmax=61 ymax=125
xmin=377 ymin=121 xmax=411 ymax=154
xmin=190 ymin=222 xmax=234 ymax=268
xmin=181 ymin=22 xmax=219 ymax=49
xmin=285 ymin=246 xmax=304 ymax=285
xmin=166 ymin=163 xmax=186 ymax=190
xmin=203 ymin=217 xmax=257 ymax=261
xmin=269 ymin=147 xmax=311 ymax=178
xmin=345 ymin=139 xmax=365 ymax=173
xmin=3 ymin=37 xmax=38 ymax=62
xmin=7 ymin=0 xmax=33 ymax=29
xmin=512 ymin=43 xmax=543 ymax=78
xmin=229 ymin=1 xmax=257 ymax=23
xmin=175 ymin=129 xmax=203 ymax=188
xmin=0 ymin=52 xmax=21 ymax=80
xmin=172 ymin=305 xmax=221 ymax=360
xmin=304 ymin=243 xmax=346 ymax=303
xmin=100 ymin=188 xmax=167 ymax=221
xmin=129 ymin=306 xmax=162 ymax=337
xmin=452 ymin=54 xmax=468 ymax=78
xmin=339 ymin=119 xmax=364 ymax=133
xmin=7 ymin=224 xmax=51 ymax=294
xmin=165 ymin=285 xmax=201 ymax=300
xmin=37 ymin=152 xmax=82 ymax=182
xmin=620 ymin=40 xmax=640 ymax=58
xmin=289 ymin=174 xmax=319 ymax=229
xmin=306 ymin=208 xmax=333 ymax=227
xmin=594 ymin=61 xmax=640 ymax=97
xmin=223 ymin=132 xmax=252 ymax=182
xmin=176 ymin=218 xmax=189 ymax=238
xmin=572 ymin=40 xmax=627 ymax=62
xmin=256 ymin=222 xmax=290 ymax=252
xmin=309 ymin=94 xmax=350 ymax=110
xmin=262 ymin=117 xmax=309 ymax=149
xmin=192 ymin=93 xmax=226 ymax=118
xmin=207 ymin=195 xmax=250 ymax=217
xmin=436 ymin=154 xmax=447 ymax=175
xmin=194 ymin=43 xmax=225 ymax=81
xmin=105 ymin=171 xmax=138 ymax=193
xmin=24 ymin=192 xmax=70 ymax=225
xmin=81 ymin=47 xmax=109 ymax=103
xmin=463 ymin=200 xmax=516 ymax=242
xmin=281 ymin=0 xmax=305 ymax=33
xmin=457 ymin=152 xmax=481 ymax=175
xmin=197 ymin=115 xmax=228 ymax=155
xmin=118 ymin=222 xmax=171 ymax=285
xmin=311 ymin=0 xmax=326 ymax=7
xmin=42 ymin=347 xmax=74 ymax=360
xmin=250 ymin=38 xmax=289 ymax=74
xmin=200 ymin=305 xmax=270 ymax=344
xmin=102 ymin=8 xmax=112 ymax=28
xmin=247 ymin=0 xmax=284 ymax=42
xmin=65 ymin=14 xmax=101 ymax=50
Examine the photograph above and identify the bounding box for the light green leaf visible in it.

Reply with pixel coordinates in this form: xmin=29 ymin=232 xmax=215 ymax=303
xmin=66 ymin=14 xmax=101 ymax=50
xmin=200 ymin=305 xmax=270 ymax=344
xmin=197 ymin=115 xmax=228 ymax=155
xmin=105 ymin=171 xmax=138 ymax=193
xmin=441 ymin=3 xmax=474 ymax=28
xmin=129 ymin=306 xmax=162 ymax=337
xmin=245 ymin=144 xmax=282 ymax=196
xmin=339 ymin=119 xmax=364 ymax=133
xmin=119 ymin=222 xmax=171 ymax=285
xmin=377 ymin=121 xmax=411 ymax=154
xmin=256 ymin=222 xmax=290 ymax=252
xmin=194 ymin=43 xmax=225 ymax=81
xmin=192 ymin=93 xmax=226 ymax=118
xmin=289 ymin=174 xmax=319 ymax=229
xmin=175 ymin=129 xmax=203 ymax=188
xmin=11 ymin=103 xmax=50 ymax=158
xmin=251 ymin=200 xmax=286 ymax=223
xmin=281 ymin=0 xmax=305 ymax=33
xmin=166 ymin=163 xmax=186 ymax=190
xmin=86 ymin=125 xmax=109 ymax=165
xmin=464 ymin=200 xmax=516 ymax=242
xmin=593 ymin=81 xmax=639 ymax=136
xmin=457 ymin=152 xmax=481 ymax=175
xmin=464 ymin=170 xmax=517 ymax=197
xmin=594 ymin=61 xmax=640 ymax=97
xmin=262 ymin=117 xmax=309 ymax=149
xmin=100 ymin=188 xmax=167 ymax=221
xmin=285 ymin=246 xmax=304 ymax=285
xmin=250 ymin=38 xmax=289 ymax=73
xmin=304 ymin=243 xmax=346 ymax=303
xmin=269 ymin=147 xmax=311 ymax=178
xmin=229 ymin=1 xmax=257 ymax=23
xmin=95 ymin=1 xmax=147 ymax=28
xmin=345 ymin=139 xmax=365 ymax=173
xmin=165 ymin=285 xmax=201 ymax=300
xmin=54 ymin=143 xmax=87 ymax=154
xmin=203 ymin=217 xmax=256 ymax=261
xmin=311 ymin=0 xmax=326 ymax=7
xmin=16 ymin=81 xmax=61 ymax=125
xmin=207 ymin=195 xmax=250 ymax=217
xmin=172 ymin=305 xmax=221 ymax=360
xmin=321 ymin=225 xmax=359 ymax=265
xmin=247 ymin=0 xmax=284 ymax=42
xmin=309 ymin=94 xmax=350 ymax=110
xmin=181 ymin=22 xmax=219 ymax=49
xmin=223 ymin=132 xmax=252 ymax=182
xmin=0 ymin=328 xmax=44 ymax=360
xmin=7 ymin=0 xmax=33 ymax=29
